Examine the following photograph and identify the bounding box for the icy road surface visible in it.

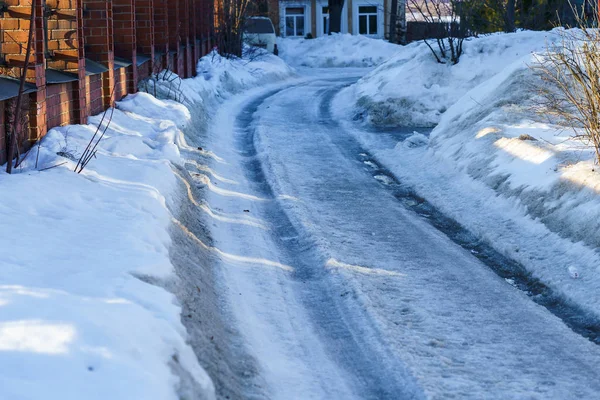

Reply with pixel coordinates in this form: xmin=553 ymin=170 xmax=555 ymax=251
xmin=191 ymin=71 xmax=600 ymax=399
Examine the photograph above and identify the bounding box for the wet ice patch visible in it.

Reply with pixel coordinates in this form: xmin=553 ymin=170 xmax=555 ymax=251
xmin=374 ymin=174 xmax=394 ymax=185
xmin=325 ymin=258 xmax=404 ymax=277
xmin=398 ymin=133 xmax=429 ymax=149
xmin=505 ymin=278 xmax=517 ymax=288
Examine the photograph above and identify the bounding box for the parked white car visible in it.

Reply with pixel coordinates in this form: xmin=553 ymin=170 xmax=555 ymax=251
xmin=244 ymin=17 xmax=277 ymax=54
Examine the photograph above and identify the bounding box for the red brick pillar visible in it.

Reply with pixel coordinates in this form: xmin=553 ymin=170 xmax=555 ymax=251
xmin=168 ymin=0 xmax=181 ymax=75
xmin=30 ymin=0 xmax=47 ymax=143
xmin=74 ymin=0 xmax=87 ymax=124
xmin=46 ymin=0 xmax=87 ymax=125
xmin=0 ymin=1 xmax=47 ymax=144
xmin=190 ymin=0 xmax=200 ymax=73
xmin=153 ymin=0 xmax=169 ymax=71
xmin=202 ymin=0 xmax=214 ymax=52
xmin=83 ymin=0 xmax=115 ymax=109
xmin=135 ymin=0 xmax=154 ymax=70
xmin=178 ymin=0 xmax=191 ymax=78
xmin=113 ymin=0 xmax=137 ymax=93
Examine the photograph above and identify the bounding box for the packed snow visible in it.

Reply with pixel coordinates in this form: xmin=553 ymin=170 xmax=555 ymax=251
xmin=242 ymin=72 xmax=600 ymax=399
xmin=332 ymin=30 xmax=600 ymax=324
xmin=278 ymin=33 xmax=402 ymax=67
xmin=0 ymin=50 xmax=292 ymax=400
xmin=5 ymin=26 xmax=600 ymax=399
xmin=340 ymin=31 xmax=560 ymax=127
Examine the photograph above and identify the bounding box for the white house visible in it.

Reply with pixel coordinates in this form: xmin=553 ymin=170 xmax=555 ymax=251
xmin=276 ymin=0 xmax=399 ymax=39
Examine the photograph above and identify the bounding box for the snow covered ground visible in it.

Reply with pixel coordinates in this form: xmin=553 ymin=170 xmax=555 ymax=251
xmin=341 ymin=31 xmax=558 ymax=127
xmin=6 ymin=29 xmax=600 ymax=399
xmin=332 ymin=31 xmax=600 ymax=327
xmin=278 ymin=33 xmax=402 ymax=67
xmin=0 ymin=50 xmax=292 ymax=400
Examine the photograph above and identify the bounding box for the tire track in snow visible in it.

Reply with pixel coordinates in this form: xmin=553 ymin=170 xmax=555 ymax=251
xmin=319 ymin=83 xmax=600 ymax=347
xmin=235 ymin=86 xmax=424 ymax=400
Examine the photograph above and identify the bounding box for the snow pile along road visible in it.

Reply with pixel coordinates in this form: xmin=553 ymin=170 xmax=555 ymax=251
xmin=0 ymin=50 xmax=292 ymax=400
xmin=333 ymin=29 xmax=600 ymax=328
xmin=339 ymin=30 xmax=558 ymax=127
xmin=278 ymin=33 xmax=401 ymax=67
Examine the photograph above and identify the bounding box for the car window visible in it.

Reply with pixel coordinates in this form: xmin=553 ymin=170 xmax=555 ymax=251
xmin=245 ymin=18 xmax=275 ymax=34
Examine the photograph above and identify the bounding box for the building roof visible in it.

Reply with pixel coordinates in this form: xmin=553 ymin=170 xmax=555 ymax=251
xmin=0 ymin=77 xmax=37 ymax=102
xmin=136 ymin=54 xmax=152 ymax=66
xmin=85 ymin=58 xmax=110 ymax=76
xmin=46 ymin=69 xmax=79 ymax=84
xmin=113 ymin=57 xmax=132 ymax=70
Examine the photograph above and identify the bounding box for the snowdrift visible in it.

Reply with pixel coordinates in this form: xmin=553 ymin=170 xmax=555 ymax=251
xmin=335 ymin=30 xmax=600 ymax=323
xmin=342 ymin=31 xmax=557 ymax=127
xmin=278 ymin=33 xmax=402 ymax=67
xmin=0 ymin=50 xmax=292 ymax=400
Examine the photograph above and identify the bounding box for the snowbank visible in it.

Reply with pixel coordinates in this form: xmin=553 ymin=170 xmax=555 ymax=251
xmin=341 ymin=30 xmax=558 ymax=127
xmin=278 ymin=33 xmax=401 ymax=67
xmin=334 ymin=29 xmax=600 ymax=323
xmin=144 ymin=49 xmax=294 ymax=107
xmin=0 ymin=51 xmax=292 ymax=400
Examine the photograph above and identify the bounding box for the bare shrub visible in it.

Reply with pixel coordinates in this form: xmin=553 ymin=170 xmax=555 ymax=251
xmin=214 ymin=0 xmax=252 ymax=57
xmin=531 ymin=4 xmax=600 ymax=163
xmin=140 ymin=60 xmax=185 ymax=104
xmin=407 ymin=0 xmax=472 ymax=64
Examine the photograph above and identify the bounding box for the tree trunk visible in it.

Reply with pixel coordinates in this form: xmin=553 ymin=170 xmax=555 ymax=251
xmin=389 ymin=0 xmax=398 ymax=42
xmin=505 ymin=0 xmax=516 ymax=32
xmin=329 ymin=0 xmax=344 ymax=33
xmin=6 ymin=0 xmax=36 ymax=173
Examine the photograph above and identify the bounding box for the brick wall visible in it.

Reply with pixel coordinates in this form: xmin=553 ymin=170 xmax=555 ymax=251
xmin=137 ymin=60 xmax=152 ymax=83
xmin=136 ymin=0 xmax=155 ymax=71
xmin=1 ymin=0 xmax=215 ymax=166
xmin=1 ymin=95 xmax=33 ymax=164
xmin=153 ymin=0 xmax=169 ymax=70
xmin=113 ymin=0 xmax=137 ymax=90
xmin=114 ymin=67 xmax=128 ymax=100
xmin=167 ymin=0 xmax=182 ymax=75
xmin=83 ymin=0 xmax=115 ymax=108
xmin=46 ymin=82 xmax=75 ymax=130
xmin=0 ymin=1 xmax=47 ymax=148
xmin=0 ymin=101 xmax=5 ymax=165
xmin=46 ymin=0 xmax=87 ymax=125
xmin=86 ymin=74 xmax=104 ymax=116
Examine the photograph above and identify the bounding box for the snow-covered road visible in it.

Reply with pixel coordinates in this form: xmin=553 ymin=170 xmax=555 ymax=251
xmin=192 ymin=70 xmax=600 ymax=399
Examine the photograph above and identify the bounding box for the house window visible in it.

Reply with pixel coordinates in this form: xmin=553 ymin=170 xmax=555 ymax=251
xmin=358 ymin=6 xmax=378 ymax=35
xmin=285 ymin=7 xmax=305 ymax=37
xmin=322 ymin=7 xmax=330 ymax=35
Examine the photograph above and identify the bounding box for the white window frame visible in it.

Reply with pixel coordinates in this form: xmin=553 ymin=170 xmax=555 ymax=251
xmin=280 ymin=3 xmax=311 ymax=38
xmin=321 ymin=6 xmax=330 ymax=36
xmin=352 ymin=1 xmax=383 ymax=37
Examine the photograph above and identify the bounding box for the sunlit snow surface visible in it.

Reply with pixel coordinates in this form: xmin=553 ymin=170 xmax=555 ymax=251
xmin=200 ymin=67 xmax=600 ymax=399
xmin=0 ymin=49 xmax=292 ymax=400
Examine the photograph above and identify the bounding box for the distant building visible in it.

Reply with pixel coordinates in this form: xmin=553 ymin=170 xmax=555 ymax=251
xmin=269 ymin=0 xmax=407 ymax=39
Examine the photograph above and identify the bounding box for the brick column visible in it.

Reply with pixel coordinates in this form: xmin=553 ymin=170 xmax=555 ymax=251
xmin=74 ymin=0 xmax=87 ymax=123
xmin=45 ymin=0 xmax=87 ymax=124
xmin=178 ymin=0 xmax=191 ymax=78
xmin=30 ymin=0 xmax=47 ymax=142
xmin=203 ymin=0 xmax=214 ymax=51
xmin=113 ymin=0 xmax=137 ymax=93
xmin=152 ymin=0 xmax=168 ymax=71
xmin=190 ymin=0 xmax=200 ymax=74
xmin=135 ymin=0 xmax=154 ymax=60
xmin=0 ymin=1 xmax=47 ymax=143
xmin=167 ymin=0 xmax=181 ymax=75
xmin=83 ymin=0 xmax=115 ymax=108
